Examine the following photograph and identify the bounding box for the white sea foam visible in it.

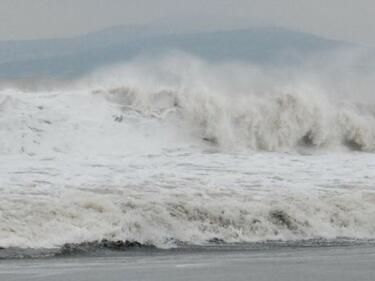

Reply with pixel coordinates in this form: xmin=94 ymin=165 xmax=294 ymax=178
xmin=1 ymin=56 xmax=375 ymax=249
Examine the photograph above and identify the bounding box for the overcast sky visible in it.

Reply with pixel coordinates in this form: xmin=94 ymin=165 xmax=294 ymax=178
xmin=1 ymin=0 xmax=375 ymax=45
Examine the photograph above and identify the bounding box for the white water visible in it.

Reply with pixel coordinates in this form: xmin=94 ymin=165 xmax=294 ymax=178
xmin=1 ymin=56 xmax=375 ymax=249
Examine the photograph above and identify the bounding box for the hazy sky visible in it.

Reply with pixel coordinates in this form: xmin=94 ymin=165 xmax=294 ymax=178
xmin=1 ymin=0 xmax=375 ymax=45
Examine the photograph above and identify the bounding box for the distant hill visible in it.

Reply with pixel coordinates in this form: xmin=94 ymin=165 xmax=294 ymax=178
xmin=0 ymin=26 xmax=361 ymax=78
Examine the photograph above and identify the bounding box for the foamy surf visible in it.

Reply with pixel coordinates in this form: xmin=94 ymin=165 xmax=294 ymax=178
xmin=1 ymin=56 xmax=375 ymax=253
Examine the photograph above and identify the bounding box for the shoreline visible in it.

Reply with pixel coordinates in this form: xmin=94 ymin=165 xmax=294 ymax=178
xmin=1 ymin=243 xmax=375 ymax=281
xmin=1 ymin=238 xmax=375 ymax=260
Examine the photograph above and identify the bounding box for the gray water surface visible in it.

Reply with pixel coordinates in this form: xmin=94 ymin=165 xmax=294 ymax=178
xmin=1 ymin=245 xmax=375 ymax=281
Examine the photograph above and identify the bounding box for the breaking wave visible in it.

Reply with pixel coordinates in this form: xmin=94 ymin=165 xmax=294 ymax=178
xmin=84 ymin=55 xmax=375 ymax=152
xmin=1 ymin=189 xmax=375 ymax=249
xmin=99 ymin=85 xmax=375 ymax=152
xmin=1 ymin=55 xmax=375 ymax=252
xmin=2 ymin=55 xmax=375 ymax=154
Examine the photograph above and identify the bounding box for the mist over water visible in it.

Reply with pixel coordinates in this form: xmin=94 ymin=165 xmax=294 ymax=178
xmin=1 ymin=53 xmax=375 ymax=252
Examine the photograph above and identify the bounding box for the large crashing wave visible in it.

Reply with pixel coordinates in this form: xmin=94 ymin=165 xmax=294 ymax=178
xmin=91 ymin=54 xmax=375 ymax=152
xmin=1 ymin=55 xmax=375 ymax=154
xmin=100 ymin=86 xmax=375 ymax=152
xmin=1 ymin=55 xmax=375 ymax=250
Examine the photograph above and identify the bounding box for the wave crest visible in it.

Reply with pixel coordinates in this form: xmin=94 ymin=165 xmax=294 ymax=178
xmin=100 ymin=85 xmax=375 ymax=152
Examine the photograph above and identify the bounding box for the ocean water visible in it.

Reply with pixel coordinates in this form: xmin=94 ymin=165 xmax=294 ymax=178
xmin=2 ymin=245 xmax=375 ymax=281
xmin=0 ymin=57 xmax=375 ymax=256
